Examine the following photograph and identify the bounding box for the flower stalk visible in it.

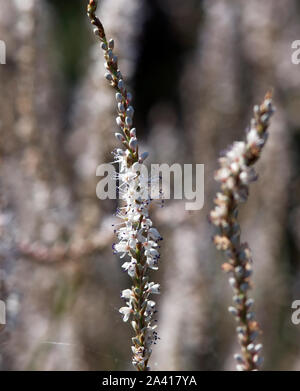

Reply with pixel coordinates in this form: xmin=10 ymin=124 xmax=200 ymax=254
xmin=87 ymin=0 xmax=162 ymax=371
xmin=210 ymin=92 xmax=275 ymax=371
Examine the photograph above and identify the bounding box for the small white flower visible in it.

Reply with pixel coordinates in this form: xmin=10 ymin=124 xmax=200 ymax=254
xmin=146 ymin=300 xmax=156 ymax=312
xmin=121 ymin=289 xmax=133 ymax=300
xmin=147 ymin=282 xmax=160 ymax=294
xmin=119 ymin=306 xmax=132 ymax=322
xmin=148 ymin=227 xmax=162 ymax=241
xmin=227 ymin=141 xmax=246 ymax=163
xmin=122 ymin=260 xmax=136 ymax=277
xmin=246 ymin=128 xmax=260 ymax=146
xmin=114 ymin=241 xmax=130 ymax=258
xmin=230 ymin=162 xmax=240 ymax=174
xmin=215 ymin=167 xmax=231 ymax=182
xmin=146 ymin=257 xmax=158 ymax=270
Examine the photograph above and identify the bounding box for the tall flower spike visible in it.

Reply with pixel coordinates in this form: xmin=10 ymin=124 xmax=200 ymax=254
xmin=87 ymin=1 xmax=162 ymax=371
xmin=210 ymin=92 xmax=275 ymax=371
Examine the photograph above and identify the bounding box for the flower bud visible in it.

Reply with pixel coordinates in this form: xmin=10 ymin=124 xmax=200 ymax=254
xmin=116 ymin=117 xmax=123 ymax=127
xmin=118 ymin=103 xmax=125 ymax=112
xmin=229 ymin=277 xmax=237 ymax=288
xmin=246 ymin=312 xmax=254 ymax=320
xmin=116 ymin=92 xmax=123 ymax=102
xmin=253 ymin=355 xmax=263 ymax=366
xmin=93 ymin=28 xmax=100 ymax=37
xmin=255 ymin=344 xmax=263 ymax=352
xmin=105 ymin=72 xmax=113 ymax=81
xmin=234 ymin=354 xmax=244 ymax=364
xmin=228 ymin=306 xmax=238 ymax=316
xmin=108 ymin=39 xmax=114 ymax=49
xmin=246 ymin=298 xmax=254 ymax=308
xmin=106 ymin=49 xmax=113 ymax=60
xmin=130 ymin=128 xmax=136 ymax=137
xmin=125 ymin=117 xmax=133 ymax=127
xmin=115 ymin=133 xmax=125 ymax=142
xmin=139 ymin=152 xmax=149 ymax=163
xmin=247 ymin=343 xmax=255 ymax=352
xmin=126 ymin=106 xmax=134 ymax=118
xmin=129 ymin=137 xmax=137 ymax=150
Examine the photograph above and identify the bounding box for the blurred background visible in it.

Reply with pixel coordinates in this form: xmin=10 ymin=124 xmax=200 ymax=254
xmin=0 ymin=0 xmax=300 ymax=371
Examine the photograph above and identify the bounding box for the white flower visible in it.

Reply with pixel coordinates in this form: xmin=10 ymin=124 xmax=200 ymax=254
xmin=113 ymin=241 xmax=130 ymax=258
xmin=121 ymin=260 xmax=136 ymax=277
xmin=147 ymin=282 xmax=160 ymax=294
xmin=146 ymin=257 xmax=158 ymax=270
xmin=148 ymin=227 xmax=162 ymax=241
xmin=230 ymin=162 xmax=240 ymax=174
xmin=121 ymin=289 xmax=133 ymax=300
xmin=146 ymin=300 xmax=156 ymax=312
xmin=215 ymin=167 xmax=231 ymax=182
xmin=246 ymin=128 xmax=261 ymax=146
xmin=141 ymin=218 xmax=152 ymax=229
xmin=239 ymin=168 xmax=257 ymax=185
xmin=145 ymin=248 xmax=159 ymax=259
xmin=119 ymin=306 xmax=132 ymax=322
xmin=226 ymin=141 xmax=246 ymax=163
xmin=143 ymin=240 xmax=158 ymax=250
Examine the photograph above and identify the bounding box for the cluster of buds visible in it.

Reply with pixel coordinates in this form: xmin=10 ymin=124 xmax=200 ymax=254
xmin=87 ymin=0 xmax=162 ymax=371
xmin=210 ymin=92 xmax=275 ymax=371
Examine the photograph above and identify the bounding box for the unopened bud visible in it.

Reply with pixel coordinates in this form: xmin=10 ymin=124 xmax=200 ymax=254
xmin=234 ymin=354 xmax=244 ymax=364
xmin=93 ymin=28 xmax=100 ymax=37
xmin=115 ymin=133 xmax=125 ymax=142
xmin=101 ymin=42 xmax=107 ymax=50
xmin=228 ymin=306 xmax=238 ymax=316
xmin=106 ymin=49 xmax=113 ymax=60
xmin=139 ymin=152 xmax=149 ymax=162
xmin=246 ymin=298 xmax=254 ymax=308
xmin=246 ymin=312 xmax=254 ymax=320
xmin=253 ymin=355 xmax=264 ymax=366
xmin=108 ymin=39 xmax=114 ymax=49
xmin=125 ymin=117 xmax=133 ymax=127
xmin=255 ymin=344 xmax=263 ymax=353
xmin=118 ymin=79 xmax=124 ymax=90
xmin=130 ymin=128 xmax=136 ymax=137
xmin=116 ymin=92 xmax=123 ymax=103
xmin=126 ymin=106 xmax=134 ymax=118
xmin=229 ymin=277 xmax=237 ymax=288
xmin=240 ymin=282 xmax=249 ymax=292
xmin=247 ymin=343 xmax=255 ymax=352
xmin=116 ymin=117 xmax=123 ymax=127
xmin=118 ymin=103 xmax=125 ymax=113
xmin=129 ymin=137 xmax=137 ymax=150
xmin=105 ymin=72 xmax=113 ymax=81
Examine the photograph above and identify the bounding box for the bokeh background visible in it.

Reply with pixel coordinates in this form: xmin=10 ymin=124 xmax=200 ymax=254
xmin=0 ymin=0 xmax=300 ymax=371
